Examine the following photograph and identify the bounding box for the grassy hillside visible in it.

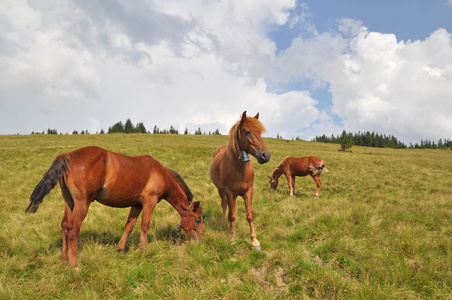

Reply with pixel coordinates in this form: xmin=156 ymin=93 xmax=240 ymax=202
xmin=0 ymin=134 xmax=451 ymax=299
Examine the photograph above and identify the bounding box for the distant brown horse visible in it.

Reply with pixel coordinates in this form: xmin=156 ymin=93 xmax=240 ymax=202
xmin=268 ymin=156 xmax=329 ymax=198
xmin=210 ymin=111 xmax=271 ymax=250
xmin=26 ymin=146 xmax=204 ymax=267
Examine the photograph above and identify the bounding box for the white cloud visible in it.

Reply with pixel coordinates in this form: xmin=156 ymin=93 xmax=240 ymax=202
xmin=332 ymin=28 xmax=452 ymax=142
xmin=1 ymin=0 xmax=303 ymax=135
xmin=275 ymin=19 xmax=452 ymax=143
xmin=0 ymin=0 xmax=103 ymax=133
xmin=0 ymin=0 xmax=451 ymax=145
xmin=338 ymin=18 xmax=364 ymax=36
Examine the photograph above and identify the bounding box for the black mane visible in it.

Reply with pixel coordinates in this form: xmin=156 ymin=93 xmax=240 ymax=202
xmin=165 ymin=167 xmax=194 ymax=202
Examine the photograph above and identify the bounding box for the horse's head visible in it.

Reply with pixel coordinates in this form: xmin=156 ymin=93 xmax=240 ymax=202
xmin=177 ymin=201 xmax=204 ymax=241
xmin=268 ymin=176 xmax=279 ymax=191
xmin=234 ymin=111 xmax=271 ymax=164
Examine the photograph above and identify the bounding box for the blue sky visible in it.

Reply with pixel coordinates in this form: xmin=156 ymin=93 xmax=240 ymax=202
xmin=306 ymin=0 xmax=452 ymax=41
xmin=1 ymin=0 xmax=451 ymax=144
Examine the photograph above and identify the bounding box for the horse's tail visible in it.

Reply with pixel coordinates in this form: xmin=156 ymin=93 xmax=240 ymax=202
xmin=25 ymin=155 xmax=71 ymax=213
xmin=308 ymin=160 xmax=329 ymax=176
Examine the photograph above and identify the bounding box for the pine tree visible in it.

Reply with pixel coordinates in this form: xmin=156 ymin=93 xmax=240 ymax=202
xmin=339 ymin=130 xmax=353 ymax=152
xmin=136 ymin=122 xmax=147 ymax=133
xmin=124 ymin=119 xmax=134 ymax=134
xmin=109 ymin=121 xmax=124 ymax=133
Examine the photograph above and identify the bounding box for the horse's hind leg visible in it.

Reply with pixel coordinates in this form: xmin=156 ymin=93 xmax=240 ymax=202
xmin=312 ymin=175 xmax=323 ymax=198
xmin=66 ymin=201 xmax=90 ymax=267
xmin=60 ymin=184 xmax=74 ymax=264
xmin=61 ymin=201 xmax=71 ymax=264
xmin=223 ymin=190 xmax=237 ymax=239
xmin=228 ymin=196 xmax=237 ymax=239
xmin=218 ymin=189 xmax=227 ymax=225
xmin=117 ymin=206 xmax=142 ymax=253
xmin=60 ymin=184 xmax=91 ymax=267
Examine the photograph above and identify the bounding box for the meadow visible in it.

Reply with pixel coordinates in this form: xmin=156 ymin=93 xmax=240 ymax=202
xmin=0 ymin=134 xmax=451 ymax=299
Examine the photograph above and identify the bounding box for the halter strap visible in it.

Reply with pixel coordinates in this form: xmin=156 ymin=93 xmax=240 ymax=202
xmin=181 ymin=201 xmax=193 ymax=218
xmin=234 ymin=127 xmax=251 ymax=164
xmin=234 ymin=127 xmax=243 ymax=164
xmin=177 ymin=201 xmax=193 ymax=233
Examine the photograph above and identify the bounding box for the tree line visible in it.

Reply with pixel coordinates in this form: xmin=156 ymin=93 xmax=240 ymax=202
xmin=314 ymin=131 xmax=452 ymax=150
xmin=32 ymin=119 xmax=221 ymax=136
xmin=30 ymin=120 xmax=451 ymax=150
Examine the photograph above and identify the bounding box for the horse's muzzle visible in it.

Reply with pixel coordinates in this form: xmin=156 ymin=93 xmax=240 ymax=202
xmin=255 ymin=149 xmax=271 ymax=164
xmin=189 ymin=231 xmax=204 ymax=242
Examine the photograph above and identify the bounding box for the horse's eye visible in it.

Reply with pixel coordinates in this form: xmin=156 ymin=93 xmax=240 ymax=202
xmin=245 ymin=130 xmax=251 ymax=136
xmin=195 ymin=218 xmax=201 ymax=223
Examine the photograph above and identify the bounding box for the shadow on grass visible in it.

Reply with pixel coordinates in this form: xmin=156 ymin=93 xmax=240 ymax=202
xmin=48 ymin=223 xmax=192 ymax=255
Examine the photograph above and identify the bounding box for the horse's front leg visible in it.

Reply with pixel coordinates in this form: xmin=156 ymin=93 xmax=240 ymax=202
xmin=312 ymin=175 xmax=323 ymax=198
xmin=117 ymin=206 xmax=142 ymax=253
xmin=242 ymin=188 xmax=260 ymax=251
xmin=292 ymin=175 xmax=297 ymax=196
xmin=285 ymin=173 xmax=294 ymax=196
xmin=138 ymin=196 xmax=158 ymax=249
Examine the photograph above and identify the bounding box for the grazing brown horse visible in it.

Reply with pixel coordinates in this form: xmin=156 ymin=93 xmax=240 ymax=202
xmin=26 ymin=146 xmax=204 ymax=267
xmin=268 ymin=156 xmax=329 ymax=198
xmin=210 ymin=111 xmax=271 ymax=250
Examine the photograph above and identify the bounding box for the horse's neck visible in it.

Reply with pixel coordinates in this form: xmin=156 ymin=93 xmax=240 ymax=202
xmin=226 ymin=143 xmax=242 ymax=166
xmin=164 ymin=178 xmax=192 ymax=217
xmin=166 ymin=189 xmax=191 ymax=217
xmin=271 ymin=166 xmax=284 ymax=179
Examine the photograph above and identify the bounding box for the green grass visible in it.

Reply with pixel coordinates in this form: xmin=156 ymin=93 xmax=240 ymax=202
xmin=1 ymin=134 xmax=451 ymax=299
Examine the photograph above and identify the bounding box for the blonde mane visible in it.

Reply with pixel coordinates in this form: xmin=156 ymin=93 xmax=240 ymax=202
xmin=229 ymin=117 xmax=266 ymax=147
xmin=228 ymin=116 xmax=266 ymax=159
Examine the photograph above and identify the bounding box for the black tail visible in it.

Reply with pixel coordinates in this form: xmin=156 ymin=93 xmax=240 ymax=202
xmin=25 ymin=155 xmax=71 ymax=213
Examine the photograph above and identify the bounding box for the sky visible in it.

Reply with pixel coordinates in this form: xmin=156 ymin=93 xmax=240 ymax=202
xmin=1 ymin=0 xmax=452 ymax=144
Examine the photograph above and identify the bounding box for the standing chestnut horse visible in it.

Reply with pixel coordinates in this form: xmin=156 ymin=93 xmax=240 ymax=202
xmin=210 ymin=111 xmax=271 ymax=250
xmin=26 ymin=146 xmax=204 ymax=267
xmin=268 ymin=156 xmax=329 ymax=198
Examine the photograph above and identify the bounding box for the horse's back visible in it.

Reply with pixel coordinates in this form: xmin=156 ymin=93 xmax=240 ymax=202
xmin=63 ymin=146 xmax=165 ymax=206
xmin=210 ymin=146 xmax=227 ymax=188
xmin=305 ymin=156 xmax=325 ymax=167
xmin=98 ymin=151 xmax=167 ymax=206
xmin=212 ymin=145 xmax=226 ymax=159
xmin=63 ymin=146 xmax=108 ymax=185
xmin=289 ymin=156 xmax=325 ymax=175
xmin=287 ymin=156 xmax=314 ymax=175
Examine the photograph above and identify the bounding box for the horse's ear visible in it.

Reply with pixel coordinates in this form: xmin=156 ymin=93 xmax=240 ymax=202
xmin=239 ymin=111 xmax=247 ymax=127
xmin=254 ymin=113 xmax=259 ymax=119
xmin=267 ymin=176 xmax=272 ymax=179
xmin=192 ymin=201 xmax=202 ymax=213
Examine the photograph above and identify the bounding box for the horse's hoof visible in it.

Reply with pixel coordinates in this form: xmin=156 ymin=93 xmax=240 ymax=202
xmin=252 ymin=245 xmax=261 ymax=251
